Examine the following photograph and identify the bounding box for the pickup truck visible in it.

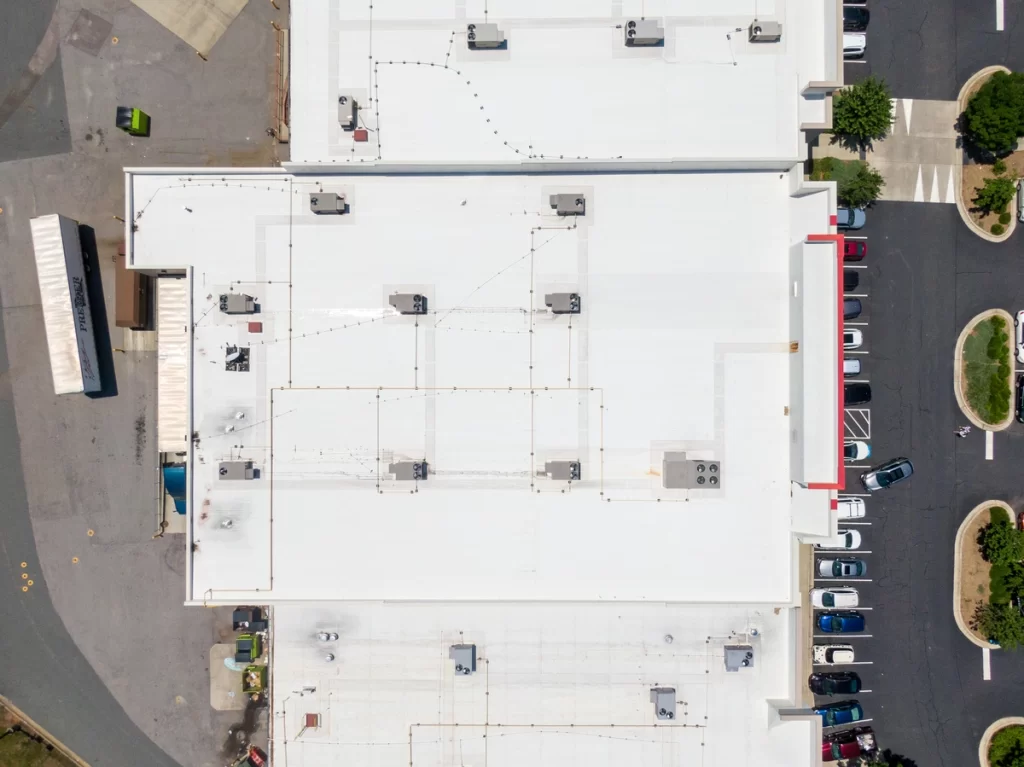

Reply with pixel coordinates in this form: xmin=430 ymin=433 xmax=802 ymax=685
xmin=813 ymin=644 xmax=854 ymax=665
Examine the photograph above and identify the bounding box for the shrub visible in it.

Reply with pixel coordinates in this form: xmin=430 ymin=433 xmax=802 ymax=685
xmin=990 ymin=725 xmax=1024 ymax=767
xmin=980 ymin=515 xmax=1024 ymax=565
xmin=993 ymin=223 xmax=1006 ymax=235
xmin=811 ymin=157 xmax=836 ymax=180
xmin=837 ymin=163 xmax=886 ymax=208
xmin=964 ymin=71 xmax=1024 ymax=155
xmin=974 ymin=602 xmax=1024 ymax=648
xmin=832 ymin=77 xmax=894 ymax=143
xmin=975 ymin=175 xmax=1019 ymax=213
xmin=1001 ymin=211 xmax=1013 ymax=225
xmin=992 ymin=563 xmax=1012 ymax=604
xmin=995 ymin=158 xmax=1009 ymax=175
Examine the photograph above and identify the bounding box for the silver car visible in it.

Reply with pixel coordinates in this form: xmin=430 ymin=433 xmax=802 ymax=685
xmin=861 ymin=457 xmax=914 ymax=491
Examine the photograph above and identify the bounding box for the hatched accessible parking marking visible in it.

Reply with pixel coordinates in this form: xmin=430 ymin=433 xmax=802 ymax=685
xmin=845 ymin=408 xmax=871 ymax=439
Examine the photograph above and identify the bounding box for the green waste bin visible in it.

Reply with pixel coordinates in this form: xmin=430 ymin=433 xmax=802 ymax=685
xmin=115 ymin=106 xmax=150 ymax=137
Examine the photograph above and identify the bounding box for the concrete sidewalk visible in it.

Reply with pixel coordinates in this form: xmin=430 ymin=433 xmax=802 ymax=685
xmin=812 ymin=98 xmax=959 ymax=203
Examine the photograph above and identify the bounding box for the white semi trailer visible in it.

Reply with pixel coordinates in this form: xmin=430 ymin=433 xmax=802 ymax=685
xmin=29 ymin=214 xmax=102 ymax=394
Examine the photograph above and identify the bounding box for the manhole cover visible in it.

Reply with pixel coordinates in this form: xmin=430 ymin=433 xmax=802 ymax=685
xmin=67 ymin=10 xmax=113 ymax=57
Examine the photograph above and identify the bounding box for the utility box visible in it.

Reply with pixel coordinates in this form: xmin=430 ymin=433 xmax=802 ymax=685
xmin=748 ymin=20 xmax=782 ymax=42
xmin=310 ymin=192 xmax=347 ymax=215
xmin=389 ymin=293 xmax=428 ymax=315
xmin=338 ymin=95 xmax=358 ymax=130
xmin=549 ymin=193 xmax=586 ymax=216
xmin=467 ymin=23 xmax=505 ymax=49
xmin=219 ymin=461 xmax=254 ymax=480
xmin=220 ymin=294 xmax=256 ymax=315
xmin=544 ymin=293 xmax=581 ymax=315
xmin=624 ymin=19 xmax=664 ymax=46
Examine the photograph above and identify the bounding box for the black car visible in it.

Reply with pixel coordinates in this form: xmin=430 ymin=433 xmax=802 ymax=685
xmin=844 ymin=383 xmax=871 ymax=405
xmin=809 ymin=671 xmax=862 ymax=696
xmin=1016 ymin=373 xmax=1024 ymax=424
xmin=844 ymin=270 xmax=859 ymax=292
xmin=843 ymin=6 xmax=870 ymax=31
xmin=844 ymin=298 xmax=862 ymax=320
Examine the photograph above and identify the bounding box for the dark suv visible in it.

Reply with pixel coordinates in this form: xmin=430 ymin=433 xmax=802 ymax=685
xmin=1016 ymin=373 xmax=1024 ymax=424
xmin=844 ymin=383 xmax=871 ymax=405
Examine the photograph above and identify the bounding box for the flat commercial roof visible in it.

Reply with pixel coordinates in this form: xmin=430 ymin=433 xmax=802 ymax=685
xmin=289 ymin=0 xmax=834 ymax=166
xmin=271 ymin=601 xmax=816 ymax=767
xmin=127 ymin=168 xmax=835 ymax=604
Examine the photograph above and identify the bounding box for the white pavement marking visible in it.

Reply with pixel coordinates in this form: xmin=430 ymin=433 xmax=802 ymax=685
xmin=814 ymin=635 xmax=874 ymax=638
xmin=903 ymin=98 xmax=913 ymax=133
xmin=890 ymin=97 xmax=900 ymax=133
xmin=984 ymin=647 xmax=992 ymax=680
xmin=844 ymin=235 xmax=867 ymax=240
xmin=930 ymin=166 xmax=941 ymax=203
xmin=814 ymin=578 xmax=872 ymax=582
xmin=846 ymin=321 xmax=869 ymax=326
xmin=812 ymin=661 xmax=874 ymax=666
xmin=840 ymin=492 xmax=871 ymax=497
xmin=845 ymin=60 xmax=868 ymax=65
xmin=846 ymin=350 xmax=869 ymax=355
xmin=913 ymin=166 xmax=924 ymax=202
xmin=986 ymin=429 xmax=994 ymax=460
xmin=845 ymin=408 xmax=871 ymax=439
xmin=946 ymin=167 xmax=956 ymax=203
xmin=997 ymin=0 xmax=1005 ymax=31
xmin=846 ymin=293 xmax=870 ymax=298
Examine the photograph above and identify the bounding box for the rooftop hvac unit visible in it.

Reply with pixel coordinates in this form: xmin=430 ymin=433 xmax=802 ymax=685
xmin=650 ymin=687 xmax=676 ymax=720
xmin=624 ymin=19 xmax=664 ymax=47
xmin=389 ymin=293 xmax=428 ymax=315
xmin=724 ymin=645 xmax=755 ymax=671
xmin=545 ymin=292 xmax=581 ymax=315
xmin=220 ymin=293 xmax=256 ymax=314
xmin=225 ymin=346 xmax=250 ymax=372
xmin=389 ymin=460 xmax=428 ymax=481
xmin=662 ymin=453 xmax=722 ymax=489
xmin=338 ymin=94 xmax=358 ymax=131
xmin=219 ymin=460 xmax=254 ymax=480
xmin=467 ymin=23 xmax=505 ymax=50
xmin=449 ymin=644 xmax=477 ymax=675
xmin=549 ymin=193 xmax=586 ymax=216
xmin=310 ymin=192 xmax=347 ymax=215
xmin=748 ymin=20 xmax=782 ymax=43
xmin=543 ymin=460 xmax=581 ymax=481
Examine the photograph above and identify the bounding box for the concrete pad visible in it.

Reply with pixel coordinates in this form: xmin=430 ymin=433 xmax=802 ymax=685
xmin=131 ymin=0 xmax=249 ymax=56
xmin=210 ymin=644 xmax=246 ymax=711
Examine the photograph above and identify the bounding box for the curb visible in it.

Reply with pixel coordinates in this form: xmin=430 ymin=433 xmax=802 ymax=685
xmin=980 ymin=718 xmax=1024 ymax=767
xmin=953 ymin=500 xmax=1014 ymax=649
xmin=953 ymin=308 xmax=1015 ymax=431
xmin=0 ymin=692 xmax=91 ymax=767
xmin=955 ymin=66 xmax=1016 ymax=243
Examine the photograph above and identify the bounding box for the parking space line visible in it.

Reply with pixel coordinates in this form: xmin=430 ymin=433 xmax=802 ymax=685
xmin=984 ymin=647 xmax=992 ymax=680
xmin=824 ymin=718 xmax=874 ymax=729
xmin=845 ymin=60 xmax=868 ymax=65
xmin=845 ymin=464 xmax=870 ymax=470
xmin=846 ymin=321 xmax=869 ymax=326
xmin=813 ymin=661 xmax=873 ymax=666
xmin=843 ymin=521 xmax=871 ymax=526
xmin=846 ymin=350 xmax=869 ymax=355
xmin=812 ymin=607 xmax=873 ymax=611
xmin=986 ymin=430 xmax=994 ymax=461
xmin=845 ymin=293 xmax=869 ymax=298
xmin=814 ymin=635 xmax=873 ymax=638
xmin=997 ymin=0 xmax=1005 ymax=31
xmin=859 ymin=689 xmax=873 ymax=693
xmin=840 ymin=493 xmax=871 ymax=497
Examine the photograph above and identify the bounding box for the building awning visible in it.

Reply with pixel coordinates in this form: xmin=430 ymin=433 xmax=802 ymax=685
xmin=157 ymin=276 xmax=189 ymax=453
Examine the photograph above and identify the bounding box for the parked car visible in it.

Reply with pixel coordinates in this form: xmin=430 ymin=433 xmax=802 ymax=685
xmin=844 ymin=270 xmax=859 ymax=292
xmin=844 ymin=358 xmax=861 ymax=377
xmin=815 ymin=529 xmax=862 ymax=550
xmin=844 ymin=329 xmax=863 ymax=349
xmin=844 ymin=441 xmax=870 ymax=461
xmin=1016 ymin=310 xmax=1024 ymax=363
xmin=813 ymin=644 xmax=855 ymax=665
xmin=844 ymin=298 xmax=863 ymax=320
xmin=817 ymin=612 xmax=866 ymax=633
xmin=809 ymin=671 xmax=862 ymax=695
xmin=815 ymin=700 xmax=865 ymax=727
xmin=823 ymin=735 xmax=862 ymax=763
xmin=844 ymin=382 xmax=871 ymax=405
xmin=844 ymin=240 xmax=867 ymax=261
xmin=837 ymin=207 xmax=866 ymax=229
xmin=818 ymin=558 xmax=867 ymax=578
xmin=837 ymin=498 xmax=865 ymax=519
xmin=811 ymin=588 xmax=860 ymax=609
xmin=843 ymin=33 xmax=866 ymax=58
xmin=843 ymin=6 xmax=870 ymax=31
xmin=1016 ymin=373 xmax=1024 ymax=424
xmin=861 ymin=457 xmax=914 ymax=491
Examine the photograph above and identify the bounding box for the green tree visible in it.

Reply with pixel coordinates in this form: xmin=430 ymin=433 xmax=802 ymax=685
xmin=980 ymin=515 xmax=1024 ymax=565
xmin=974 ymin=175 xmax=1019 ymax=213
xmin=836 ymin=163 xmax=886 ymax=208
xmin=974 ymin=602 xmax=1024 ymax=648
xmin=991 ymin=725 xmax=1024 ymax=767
xmin=964 ymin=71 xmax=1024 ymax=155
xmin=831 ymin=77 xmax=894 ymax=144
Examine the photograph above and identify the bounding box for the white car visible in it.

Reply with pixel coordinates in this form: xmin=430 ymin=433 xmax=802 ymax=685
xmin=843 ymin=33 xmax=866 ymax=59
xmin=844 ymin=329 xmax=863 ymax=349
xmin=815 ymin=529 xmax=862 ymax=550
xmin=837 ymin=498 xmax=866 ymax=519
xmin=813 ymin=644 xmax=855 ymax=665
xmin=1016 ymin=310 xmax=1024 ymax=363
xmin=844 ymin=441 xmax=871 ymax=462
xmin=811 ymin=587 xmax=860 ymax=609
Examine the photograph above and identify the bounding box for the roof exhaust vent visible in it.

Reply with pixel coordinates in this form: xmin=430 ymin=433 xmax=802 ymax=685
xmin=748 ymin=20 xmax=782 ymax=42
xmin=467 ymin=23 xmax=506 ymax=50
xmin=449 ymin=644 xmax=477 ymax=675
xmin=724 ymin=645 xmax=755 ymax=671
xmin=549 ymin=193 xmax=586 ymax=216
xmin=624 ymin=19 xmax=664 ymax=47
xmin=650 ymin=687 xmax=676 ymax=720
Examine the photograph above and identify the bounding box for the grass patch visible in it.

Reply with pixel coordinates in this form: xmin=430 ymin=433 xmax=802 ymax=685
xmin=990 ymin=725 xmax=1024 ymax=767
xmin=0 ymin=705 xmax=75 ymax=767
xmin=963 ymin=315 xmax=1012 ymax=425
xmin=991 ymin=563 xmax=1012 ymax=604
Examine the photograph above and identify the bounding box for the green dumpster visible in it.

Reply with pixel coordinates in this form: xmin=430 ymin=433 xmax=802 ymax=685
xmin=115 ymin=106 xmax=150 ymax=137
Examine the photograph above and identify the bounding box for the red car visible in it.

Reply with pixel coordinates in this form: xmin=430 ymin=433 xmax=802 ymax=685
xmin=822 ymin=735 xmax=861 ymax=762
xmin=844 ymin=240 xmax=866 ymax=261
